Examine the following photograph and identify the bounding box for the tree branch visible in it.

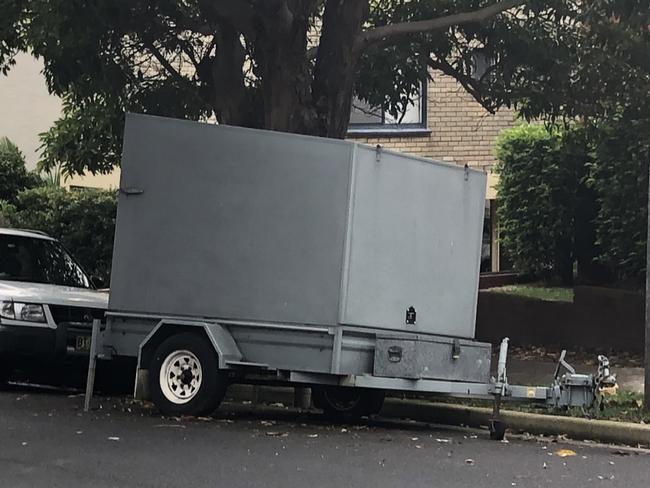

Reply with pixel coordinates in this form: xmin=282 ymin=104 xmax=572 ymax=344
xmin=142 ymin=38 xmax=186 ymax=85
xmin=355 ymin=0 xmax=525 ymax=52
xmin=427 ymin=56 xmax=498 ymax=114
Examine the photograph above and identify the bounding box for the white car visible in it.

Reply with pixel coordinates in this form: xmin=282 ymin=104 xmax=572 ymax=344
xmin=0 ymin=228 xmax=108 ymax=375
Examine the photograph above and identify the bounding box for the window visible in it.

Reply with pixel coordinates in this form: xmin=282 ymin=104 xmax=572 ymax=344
xmin=348 ymin=83 xmax=427 ymax=134
xmin=481 ymin=200 xmax=492 ymax=272
xmin=0 ymin=234 xmax=91 ymax=289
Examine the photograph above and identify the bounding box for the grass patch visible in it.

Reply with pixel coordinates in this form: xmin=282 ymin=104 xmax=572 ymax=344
xmin=486 ymin=284 xmax=574 ymax=302
xmin=428 ymin=390 xmax=649 ymax=424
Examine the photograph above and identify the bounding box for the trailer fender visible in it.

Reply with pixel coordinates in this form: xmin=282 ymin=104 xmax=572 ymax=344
xmin=134 ymin=319 xmax=242 ymax=400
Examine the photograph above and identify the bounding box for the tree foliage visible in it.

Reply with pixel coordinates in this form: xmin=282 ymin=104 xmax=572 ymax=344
xmin=0 ymin=187 xmax=117 ymax=283
xmin=0 ymin=136 xmax=41 ymax=202
xmin=2 ymin=0 xmax=647 ymax=175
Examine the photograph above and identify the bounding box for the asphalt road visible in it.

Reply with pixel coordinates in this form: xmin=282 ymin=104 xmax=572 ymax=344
xmin=1 ymin=386 xmax=649 ymax=488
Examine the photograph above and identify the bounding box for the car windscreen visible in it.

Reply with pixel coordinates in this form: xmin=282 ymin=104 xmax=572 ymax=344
xmin=0 ymin=234 xmax=91 ymax=289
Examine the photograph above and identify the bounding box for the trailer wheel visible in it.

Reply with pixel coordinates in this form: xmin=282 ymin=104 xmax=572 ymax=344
xmin=149 ymin=332 xmax=226 ymax=417
xmin=489 ymin=420 xmax=507 ymax=441
xmin=312 ymin=386 xmax=385 ymax=420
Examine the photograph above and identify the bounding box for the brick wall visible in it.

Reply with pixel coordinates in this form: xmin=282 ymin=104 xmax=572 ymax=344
xmin=349 ymin=71 xmax=516 ymax=172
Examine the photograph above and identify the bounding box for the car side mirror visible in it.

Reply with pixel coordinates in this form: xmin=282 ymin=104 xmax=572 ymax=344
xmin=91 ymin=275 xmax=107 ymax=289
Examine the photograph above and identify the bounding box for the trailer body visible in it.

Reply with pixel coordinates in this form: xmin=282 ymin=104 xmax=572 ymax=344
xmin=110 ymin=114 xmax=486 ymax=339
xmin=89 ymin=114 xmax=613 ymax=432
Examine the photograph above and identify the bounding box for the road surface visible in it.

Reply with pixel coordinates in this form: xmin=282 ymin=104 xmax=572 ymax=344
xmin=0 ymin=386 xmax=648 ymax=488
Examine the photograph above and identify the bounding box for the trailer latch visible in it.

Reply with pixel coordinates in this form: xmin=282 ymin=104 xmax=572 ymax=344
xmin=452 ymin=339 xmax=461 ymax=360
xmin=405 ymin=306 xmax=416 ymax=325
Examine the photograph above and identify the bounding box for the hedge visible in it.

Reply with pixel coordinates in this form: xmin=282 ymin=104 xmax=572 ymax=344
xmin=495 ymin=124 xmax=592 ymax=285
xmin=496 ymin=119 xmax=649 ymax=286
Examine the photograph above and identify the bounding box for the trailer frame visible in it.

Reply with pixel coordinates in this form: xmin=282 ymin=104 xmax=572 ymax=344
xmin=84 ymin=313 xmax=616 ymax=440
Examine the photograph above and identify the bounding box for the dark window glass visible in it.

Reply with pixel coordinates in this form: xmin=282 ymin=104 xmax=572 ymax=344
xmin=0 ymin=234 xmax=91 ymax=289
xmin=349 ymin=82 xmax=426 ymax=131
xmin=481 ymin=200 xmax=492 ymax=272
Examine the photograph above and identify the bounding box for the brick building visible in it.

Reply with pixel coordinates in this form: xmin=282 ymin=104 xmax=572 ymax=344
xmin=348 ymin=71 xmax=516 ymax=272
xmin=1 ymin=55 xmax=515 ymax=271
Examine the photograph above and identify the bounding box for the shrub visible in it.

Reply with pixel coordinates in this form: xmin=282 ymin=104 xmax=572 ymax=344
xmin=588 ymin=116 xmax=650 ymax=284
xmin=0 ymin=136 xmax=42 ymax=202
xmin=0 ymin=187 xmax=117 ymax=285
xmin=495 ymin=124 xmax=593 ymax=284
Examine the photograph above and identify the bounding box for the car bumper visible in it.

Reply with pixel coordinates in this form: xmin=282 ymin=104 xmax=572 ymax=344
xmin=0 ymin=323 xmax=91 ymax=358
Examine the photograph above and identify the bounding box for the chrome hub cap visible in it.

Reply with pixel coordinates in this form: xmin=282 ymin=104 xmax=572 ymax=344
xmin=159 ymin=350 xmax=202 ymax=404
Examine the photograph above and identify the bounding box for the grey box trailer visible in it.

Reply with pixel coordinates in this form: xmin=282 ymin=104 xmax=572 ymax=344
xmin=87 ymin=114 xmax=615 ymax=439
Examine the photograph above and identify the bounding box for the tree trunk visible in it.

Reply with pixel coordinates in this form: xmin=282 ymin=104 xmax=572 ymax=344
xmin=209 ymin=23 xmax=250 ymax=127
xmin=311 ymin=0 xmax=369 ymax=138
xmin=254 ymin=2 xmax=316 ymax=134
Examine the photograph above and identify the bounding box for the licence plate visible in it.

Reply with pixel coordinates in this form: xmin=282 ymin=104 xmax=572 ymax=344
xmin=75 ymin=336 xmax=91 ymax=352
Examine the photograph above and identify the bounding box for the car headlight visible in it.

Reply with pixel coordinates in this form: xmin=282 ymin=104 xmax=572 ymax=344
xmin=0 ymin=301 xmax=47 ymax=323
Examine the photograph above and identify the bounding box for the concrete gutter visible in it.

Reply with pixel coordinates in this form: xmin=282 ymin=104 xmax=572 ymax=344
xmin=381 ymin=399 xmax=650 ymax=447
xmin=227 ymin=385 xmax=650 ymax=447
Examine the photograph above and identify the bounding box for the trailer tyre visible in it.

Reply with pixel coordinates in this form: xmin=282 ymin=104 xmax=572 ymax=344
xmin=0 ymin=360 xmax=9 ymax=389
xmin=149 ymin=332 xmax=226 ymax=417
xmin=489 ymin=420 xmax=507 ymax=441
xmin=312 ymin=386 xmax=385 ymax=420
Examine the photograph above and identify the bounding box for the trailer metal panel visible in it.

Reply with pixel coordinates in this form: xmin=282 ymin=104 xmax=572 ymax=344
xmin=340 ymin=146 xmax=486 ymax=337
xmin=373 ymin=335 xmax=491 ymax=382
xmin=110 ymin=114 xmax=352 ymax=326
xmin=111 ymin=114 xmax=486 ymax=338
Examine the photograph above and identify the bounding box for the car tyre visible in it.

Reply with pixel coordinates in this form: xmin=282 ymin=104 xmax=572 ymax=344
xmin=149 ymin=332 xmax=226 ymax=417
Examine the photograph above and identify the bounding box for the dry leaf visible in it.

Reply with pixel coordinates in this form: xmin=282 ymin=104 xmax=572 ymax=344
xmin=555 ymin=449 xmax=577 ymax=457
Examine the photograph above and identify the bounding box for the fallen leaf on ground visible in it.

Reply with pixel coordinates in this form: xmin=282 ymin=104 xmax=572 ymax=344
xmin=609 ymin=449 xmax=631 ymax=457
xmin=266 ymin=431 xmax=289 ymax=437
xmin=554 ymin=449 xmax=577 ymax=457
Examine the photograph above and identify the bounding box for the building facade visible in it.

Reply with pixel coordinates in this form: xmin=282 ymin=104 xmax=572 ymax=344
xmin=348 ymin=71 xmax=516 ymax=272
xmin=1 ymin=56 xmax=515 ymax=271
